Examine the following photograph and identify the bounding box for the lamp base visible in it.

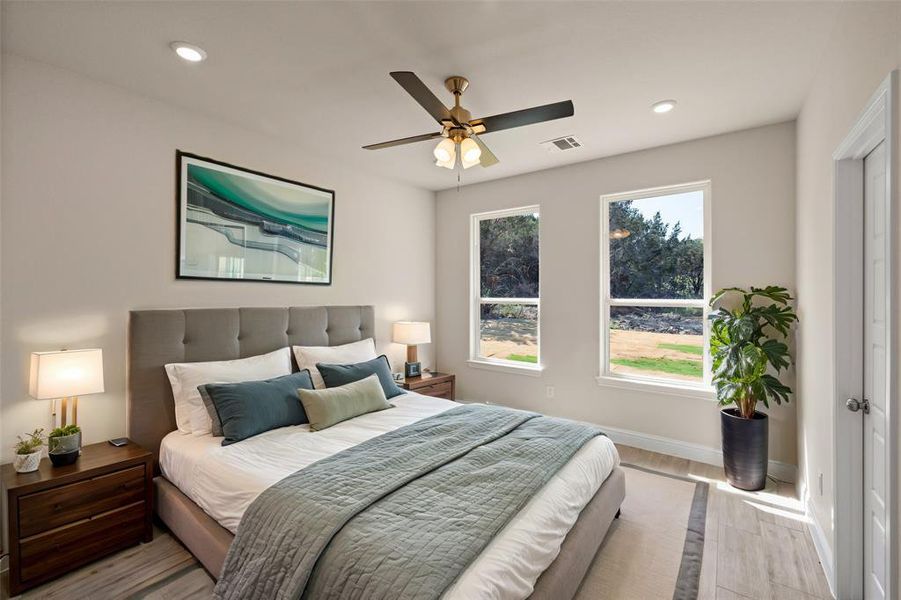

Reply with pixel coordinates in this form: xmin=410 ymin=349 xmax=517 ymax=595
xmin=58 ymin=396 xmax=79 ymax=428
xmin=404 ymin=361 xmax=422 ymax=378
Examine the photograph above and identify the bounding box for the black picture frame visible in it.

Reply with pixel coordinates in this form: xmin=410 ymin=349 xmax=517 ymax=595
xmin=175 ymin=150 xmax=335 ymax=285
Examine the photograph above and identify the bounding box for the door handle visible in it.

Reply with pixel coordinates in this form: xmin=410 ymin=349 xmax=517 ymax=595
xmin=846 ymin=398 xmax=871 ymax=414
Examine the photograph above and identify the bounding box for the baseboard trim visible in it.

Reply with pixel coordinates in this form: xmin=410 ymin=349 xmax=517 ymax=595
xmin=806 ymin=500 xmax=836 ymax=598
xmin=599 ymin=423 xmax=798 ymax=483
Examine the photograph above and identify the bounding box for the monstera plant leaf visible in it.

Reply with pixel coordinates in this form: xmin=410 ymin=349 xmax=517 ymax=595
xmin=734 ymin=345 xmax=767 ymax=383
xmin=729 ymin=315 xmax=758 ymax=345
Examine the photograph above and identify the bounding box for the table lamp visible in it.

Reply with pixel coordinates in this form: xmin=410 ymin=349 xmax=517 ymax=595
xmin=392 ymin=321 xmax=431 ymax=378
xmin=29 ymin=348 xmax=105 ymax=427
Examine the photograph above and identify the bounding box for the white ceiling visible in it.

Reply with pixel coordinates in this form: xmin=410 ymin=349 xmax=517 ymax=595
xmin=2 ymin=1 xmax=840 ymax=192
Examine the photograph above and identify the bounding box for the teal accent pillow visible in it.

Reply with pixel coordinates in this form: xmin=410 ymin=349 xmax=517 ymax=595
xmin=317 ymin=355 xmax=406 ymax=399
xmin=298 ymin=374 xmax=393 ymax=431
xmin=199 ymin=370 xmax=314 ymax=446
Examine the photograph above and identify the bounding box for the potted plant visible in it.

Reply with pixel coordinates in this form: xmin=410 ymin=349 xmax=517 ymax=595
xmin=48 ymin=424 xmax=82 ymax=466
xmin=13 ymin=429 xmax=45 ymax=473
xmin=709 ymin=286 xmax=797 ymax=491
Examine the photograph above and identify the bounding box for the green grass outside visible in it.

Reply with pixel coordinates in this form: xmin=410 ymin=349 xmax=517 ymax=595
xmin=657 ymin=342 xmax=704 ymax=356
xmin=611 ymin=356 xmax=702 ymax=377
xmin=507 ymin=354 xmax=538 ymax=363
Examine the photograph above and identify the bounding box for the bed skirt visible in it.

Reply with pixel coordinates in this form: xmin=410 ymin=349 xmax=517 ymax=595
xmin=154 ymin=466 xmax=626 ymax=600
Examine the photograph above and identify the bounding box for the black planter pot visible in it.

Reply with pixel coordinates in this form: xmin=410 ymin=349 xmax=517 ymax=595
xmin=721 ymin=408 xmax=768 ymax=491
xmin=49 ymin=449 xmax=79 ymax=467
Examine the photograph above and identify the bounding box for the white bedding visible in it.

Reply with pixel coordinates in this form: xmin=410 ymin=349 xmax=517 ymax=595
xmin=160 ymin=394 xmax=619 ymax=599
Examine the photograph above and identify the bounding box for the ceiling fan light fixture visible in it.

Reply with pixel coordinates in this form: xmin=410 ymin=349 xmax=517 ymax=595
xmin=363 ymin=71 xmax=575 ymax=174
xmin=433 ymin=138 xmax=455 ymax=163
xmin=460 ymin=137 xmax=481 ymax=164
xmin=461 ymin=153 xmax=480 ymax=170
xmin=435 ymin=149 xmax=456 ymax=169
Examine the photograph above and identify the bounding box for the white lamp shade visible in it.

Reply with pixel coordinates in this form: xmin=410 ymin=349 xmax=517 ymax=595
xmin=460 ymin=137 xmax=481 ymax=168
xmin=29 ymin=349 xmax=105 ymax=399
xmin=392 ymin=322 xmax=431 ymax=346
xmin=433 ymin=138 xmax=455 ymax=162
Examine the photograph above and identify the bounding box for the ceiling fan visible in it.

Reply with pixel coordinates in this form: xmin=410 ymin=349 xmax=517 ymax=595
xmin=363 ymin=71 xmax=574 ymax=169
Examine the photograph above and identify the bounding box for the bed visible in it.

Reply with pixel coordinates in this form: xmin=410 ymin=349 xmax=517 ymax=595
xmin=127 ymin=306 xmax=625 ymax=599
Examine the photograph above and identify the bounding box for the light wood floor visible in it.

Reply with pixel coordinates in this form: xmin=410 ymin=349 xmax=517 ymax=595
xmin=616 ymin=445 xmax=832 ymax=600
xmin=1 ymin=445 xmax=831 ymax=600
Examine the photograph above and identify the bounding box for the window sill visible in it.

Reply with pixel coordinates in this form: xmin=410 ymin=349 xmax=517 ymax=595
xmin=466 ymin=359 xmax=545 ymax=377
xmin=595 ymin=374 xmax=715 ymax=401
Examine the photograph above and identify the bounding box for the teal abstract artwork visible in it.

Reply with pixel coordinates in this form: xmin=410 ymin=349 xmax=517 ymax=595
xmin=177 ymin=152 xmax=334 ymax=284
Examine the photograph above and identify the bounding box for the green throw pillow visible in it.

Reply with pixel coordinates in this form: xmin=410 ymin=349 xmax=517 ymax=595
xmin=298 ymin=374 xmax=393 ymax=431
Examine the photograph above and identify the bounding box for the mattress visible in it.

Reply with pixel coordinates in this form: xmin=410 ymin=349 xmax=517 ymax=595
xmin=159 ymin=394 xmax=619 ymax=599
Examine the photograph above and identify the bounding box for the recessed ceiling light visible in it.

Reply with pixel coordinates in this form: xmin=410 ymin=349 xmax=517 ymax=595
xmin=652 ymin=99 xmax=677 ymax=114
xmin=170 ymin=42 xmax=207 ymax=63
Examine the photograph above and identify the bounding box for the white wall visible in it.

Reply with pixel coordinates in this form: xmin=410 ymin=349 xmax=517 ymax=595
xmin=0 ymin=55 xmax=436 ymax=462
xmin=436 ymin=122 xmax=797 ymax=464
xmin=794 ymin=1 xmax=901 ymax=579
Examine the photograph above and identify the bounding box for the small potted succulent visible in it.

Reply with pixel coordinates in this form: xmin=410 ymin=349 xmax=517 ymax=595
xmin=48 ymin=424 xmax=82 ymax=466
xmin=13 ymin=429 xmax=45 ymax=473
xmin=709 ymin=286 xmax=797 ymax=491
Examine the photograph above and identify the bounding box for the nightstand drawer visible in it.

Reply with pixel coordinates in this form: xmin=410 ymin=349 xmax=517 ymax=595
xmin=19 ymin=501 xmax=146 ymax=584
xmin=416 ymin=381 xmax=453 ymax=398
xmin=18 ymin=465 xmax=145 ymax=537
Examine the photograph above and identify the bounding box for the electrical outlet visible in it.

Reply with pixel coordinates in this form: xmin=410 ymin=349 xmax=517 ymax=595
xmin=546 ymin=386 xmax=555 ymax=399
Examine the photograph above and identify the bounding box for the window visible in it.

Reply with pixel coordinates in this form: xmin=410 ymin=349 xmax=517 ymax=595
xmin=470 ymin=206 xmax=541 ymax=373
xmin=600 ymin=182 xmax=711 ymax=390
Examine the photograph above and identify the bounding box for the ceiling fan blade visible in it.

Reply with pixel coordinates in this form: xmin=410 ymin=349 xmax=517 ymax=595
xmin=362 ymin=131 xmax=442 ymax=150
xmin=472 ymin=100 xmax=574 ymax=133
xmin=390 ymin=71 xmax=453 ymax=124
xmin=471 ymin=134 xmax=499 ymax=167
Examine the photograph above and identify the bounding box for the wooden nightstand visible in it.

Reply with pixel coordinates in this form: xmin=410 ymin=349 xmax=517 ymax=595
xmin=400 ymin=372 xmax=455 ymax=400
xmin=1 ymin=440 xmax=153 ymax=596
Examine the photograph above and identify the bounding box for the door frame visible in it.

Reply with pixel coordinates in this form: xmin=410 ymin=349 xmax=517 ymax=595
xmin=832 ymin=70 xmax=898 ymax=599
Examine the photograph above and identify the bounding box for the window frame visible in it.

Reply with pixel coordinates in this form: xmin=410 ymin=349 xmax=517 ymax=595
xmin=598 ymin=181 xmax=713 ymax=396
xmin=469 ymin=205 xmax=543 ymax=375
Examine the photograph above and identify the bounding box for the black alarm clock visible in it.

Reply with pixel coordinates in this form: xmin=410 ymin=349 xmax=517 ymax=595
xmin=404 ymin=360 xmax=422 ymax=378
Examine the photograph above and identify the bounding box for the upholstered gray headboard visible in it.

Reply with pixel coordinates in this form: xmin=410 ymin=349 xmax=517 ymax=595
xmin=127 ymin=306 xmax=375 ymax=471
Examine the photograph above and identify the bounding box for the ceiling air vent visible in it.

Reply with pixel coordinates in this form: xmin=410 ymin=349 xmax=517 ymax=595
xmin=541 ymin=135 xmax=582 ymax=153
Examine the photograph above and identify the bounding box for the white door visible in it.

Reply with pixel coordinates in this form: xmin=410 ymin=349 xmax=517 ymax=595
xmin=863 ymin=140 xmax=889 ymax=600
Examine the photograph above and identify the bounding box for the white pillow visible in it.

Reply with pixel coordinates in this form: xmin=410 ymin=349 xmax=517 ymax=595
xmin=165 ymin=347 xmax=292 ymax=435
xmin=292 ymin=338 xmax=377 ymax=389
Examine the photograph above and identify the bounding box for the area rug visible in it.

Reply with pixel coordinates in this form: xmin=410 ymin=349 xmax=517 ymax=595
xmin=574 ymin=464 xmax=709 ymax=600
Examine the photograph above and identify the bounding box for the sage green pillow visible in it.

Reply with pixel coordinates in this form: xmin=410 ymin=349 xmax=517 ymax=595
xmin=298 ymin=374 xmax=393 ymax=431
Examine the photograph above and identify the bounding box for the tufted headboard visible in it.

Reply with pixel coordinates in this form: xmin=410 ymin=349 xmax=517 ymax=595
xmin=127 ymin=306 xmax=375 ymax=470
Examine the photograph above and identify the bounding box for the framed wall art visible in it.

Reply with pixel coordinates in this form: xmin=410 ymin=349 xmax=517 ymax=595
xmin=176 ymin=151 xmax=334 ymax=285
